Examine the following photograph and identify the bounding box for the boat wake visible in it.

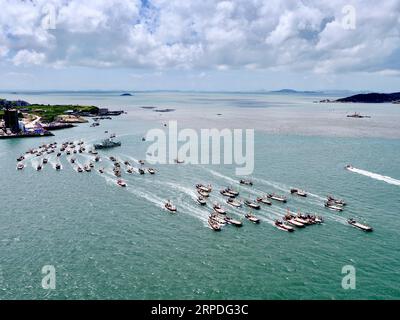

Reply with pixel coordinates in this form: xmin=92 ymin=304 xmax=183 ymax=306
xmin=347 ymin=167 xmax=400 ymax=187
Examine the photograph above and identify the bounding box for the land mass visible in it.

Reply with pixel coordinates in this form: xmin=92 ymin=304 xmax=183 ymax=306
xmin=322 ymin=92 xmax=400 ymax=104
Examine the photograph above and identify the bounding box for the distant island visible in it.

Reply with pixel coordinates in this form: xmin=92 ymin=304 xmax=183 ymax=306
xmin=270 ymin=89 xmax=320 ymax=94
xmin=321 ymin=92 xmax=400 ymax=104
xmin=120 ymin=93 xmax=133 ymax=96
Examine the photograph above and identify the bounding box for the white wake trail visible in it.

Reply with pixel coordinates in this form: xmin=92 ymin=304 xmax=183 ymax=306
xmin=348 ymin=167 xmax=400 ymax=187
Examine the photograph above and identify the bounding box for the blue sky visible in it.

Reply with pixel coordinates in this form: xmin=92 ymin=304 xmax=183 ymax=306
xmin=0 ymin=0 xmax=399 ymax=92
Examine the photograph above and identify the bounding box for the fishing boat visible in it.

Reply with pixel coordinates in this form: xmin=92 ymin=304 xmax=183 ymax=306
xmin=290 ymin=188 xmax=307 ymax=197
xmin=213 ymin=203 xmax=226 ymax=214
xmin=174 ymin=158 xmax=185 ymax=164
xmin=42 ymin=158 xmax=48 ymax=164
xmin=196 ymin=184 xmax=212 ymax=193
xmin=117 ymin=179 xmax=127 ymax=187
xmin=256 ymin=197 xmax=272 ymax=205
xmin=345 ymin=164 xmax=354 ymax=170
xmin=245 ymin=213 xmax=260 ymax=224
xmin=126 ymin=168 xmax=134 ymax=174
xmin=138 ymin=168 xmax=145 ymax=175
xmin=275 ymin=220 xmax=294 ymax=232
xmin=138 ymin=160 xmax=145 ymax=165
xmin=66 ymin=150 xmax=71 ymax=155
xmin=17 ymin=156 xmax=25 ymax=162
xmin=220 ymin=189 xmax=236 ymax=197
xmin=325 ymin=201 xmax=343 ymax=211
xmin=208 ymin=217 xmax=221 ymax=231
xmin=77 ymin=167 xmax=83 ymax=173
xmin=165 ymin=201 xmax=177 ymax=212
xmin=226 ymin=198 xmax=242 ymax=207
xmin=197 ymin=189 xmax=210 ymax=197
xmin=89 ymin=162 xmax=94 ymax=168
xmin=110 ymin=156 xmax=117 ymax=162
xmin=283 ymin=215 xmax=305 ymax=228
xmin=94 ymin=156 xmax=100 ymax=162
xmin=226 ymin=187 xmax=239 ymax=196
xmin=124 ymin=160 xmax=130 ymax=166
xmin=17 ymin=163 xmax=24 ymax=170
xmin=148 ymin=168 xmax=156 ymax=174
xmin=94 ymin=138 xmax=121 ymax=150
xmin=84 ymin=165 xmax=91 ymax=172
xmin=224 ymin=216 xmax=242 ymax=227
xmin=267 ymin=193 xmax=287 ymax=203
xmin=210 ymin=214 xmax=226 ymax=225
xmin=36 ymin=164 xmax=42 ymax=171
xmin=239 ymin=179 xmax=253 ymax=186
xmin=197 ymin=196 xmax=207 ymax=205
xmin=244 ymin=200 xmax=260 ymax=210
xmin=348 ymin=218 xmax=373 ymax=232
xmin=70 ymin=158 xmax=76 ymax=164
xmin=99 ymin=168 xmax=104 ymax=174
xmin=327 ymin=196 xmax=346 ymax=206
xmin=57 ymin=153 xmax=61 ymax=157
xmin=55 ymin=163 xmax=61 ymax=171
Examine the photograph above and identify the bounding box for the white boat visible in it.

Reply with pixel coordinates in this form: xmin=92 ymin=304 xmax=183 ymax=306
xmin=267 ymin=193 xmax=287 ymax=203
xmin=208 ymin=217 xmax=221 ymax=231
xmin=213 ymin=204 xmax=226 ymax=214
xmin=77 ymin=167 xmax=83 ymax=173
xmin=36 ymin=164 xmax=42 ymax=171
xmin=196 ymin=184 xmax=212 ymax=193
xmin=197 ymin=189 xmax=210 ymax=197
xmin=290 ymin=188 xmax=307 ymax=197
xmin=239 ymin=179 xmax=253 ymax=186
xmin=225 ymin=187 xmax=239 ymax=196
xmin=348 ymin=218 xmax=373 ymax=232
xmin=283 ymin=215 xmax=305 ymax=228
xmin=148 ymin=168 xmax=156 ymax=174
xmin=224 ymin=216 xmax=242 ymax=227
xmin=245 ymin=213 xmax=260 ymax=224
xmin=256 ymin=197 xmax=272 ymax=205
xmin=165 ymin=201 xmax=177 ymax=212
xmin=117 ymin=179 xmax=127 ymax=187
xmin=220 ymin=189 xmax=236 ymax=197
xmin=226 ymin=198 xmax=242 ymax=207
xmin=17 ymin=163 xmax=24 ymax=170
xmin=325 ymin=202 xmax=343 ymax=211
xmin=244 ymin=200 xmax=260 ymax=210
xmin=197 ymin=196 xmax=207 ymax=205
xmin=275 ymin=220 xmax=294 ymax=232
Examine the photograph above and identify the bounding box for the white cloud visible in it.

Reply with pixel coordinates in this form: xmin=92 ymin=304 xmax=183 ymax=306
xmin=0 ymin=0 xmax=399 ymax=75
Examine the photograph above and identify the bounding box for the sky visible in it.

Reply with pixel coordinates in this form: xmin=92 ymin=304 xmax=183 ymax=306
xmin=0 ymin=0 xmax=399 ymax=92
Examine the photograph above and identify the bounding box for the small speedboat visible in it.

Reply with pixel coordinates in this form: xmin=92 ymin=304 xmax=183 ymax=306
xmin=275 ymin=220 xmax=294 ymax=232
xmin=126 ymin=168 xmax=134 ymax=174
xmin=267 ymin=193 xmax=287 ymax=203
xmin=197 ymin=196 xmax=207 ymax=205
xmin=55 ymin=163 xmax=61 ymax=171
xmin=224 ymin=216 xmax=242 ymax=227
xmin=139 ymin=160 xmax=145 ymax=165
xmin=94 ymin=156 xmax=100 ymax=162
xmin=89 ymin=162 xmax=94 ymax=168
xmin=345 ymin=164 xmax=354 ymax=170
xmin=17 ymin=156 xmax=25 ymax=162
xmin=17 ymin=163 xmax=24 ymax=170
xmin=84 ymin=165 xmax=91 ymax=172
xmin=244 ymin=200 xmax=260 ymax=210
xmin=110 ymin=156 xmax=116 ymax=162
xmin=208 ymin=217 xmax=221 ymax=231
xmin=42 ymin=158 xmax=48 ymax=164
xmin=138 ymin=168 xmax=145 ymax=175
xmin=226 ymin=187 xmax=239 ymax=196
xmin=239 ymin=179 xmax=253 ymax=186
xmin=213 ymin=204 xmax=226 ymax=214
xmin=245 ymin=213 xmax=260 ymax=224
xmin=99 ymin=168 xmax=105 ymax=174
xmin=290 ymin=188 xmax=307 ymax=197
xmin=256 ymin=197 xmax=272 ymax=205
xmin=148 ymin=168 xmax=156 ymax=174
xmin=348 ymin=218 xmax=373 ymax=232
xmin=174 ymin=158 xmax=185 ymax=164
xmin=196 ymin=184 xmax=212 ymax=193
xmin=70 ymin=158 xmax=76 ymax=164
xmin=77 ymin=167 xmax=83 ymax=173
xmin=57 ymin=153 xmax=61 ymax=157
xmin=117 ymin=179 xmax=127 ymax=187
xmin=36 ymin=164 xmax=42 ymax=171
xmin=226 ymin=198 xmax=242 ymax=207
xmin=165 ymin=201 xmax=177 ymax=212
xmin=197 ymin=189 xmax=210 ymax=197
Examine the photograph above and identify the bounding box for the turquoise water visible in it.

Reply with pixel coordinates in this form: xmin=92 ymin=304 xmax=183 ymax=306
xmin=1 ymin=92 xmax=400 ymax=299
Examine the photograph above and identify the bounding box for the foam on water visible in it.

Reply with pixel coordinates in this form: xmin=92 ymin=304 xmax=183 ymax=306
xmin=348 ymin=167 xmax=400 ymax=187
